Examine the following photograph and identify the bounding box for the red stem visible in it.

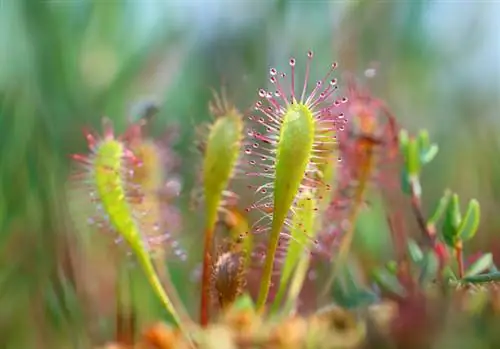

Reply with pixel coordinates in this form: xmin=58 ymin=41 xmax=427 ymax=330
xmin=199 ymin=227 xmax=213 ymax=326
xmin=409 ymin=182 xmax=436 ymax=247
xmin=456 ymin=242 xmax=464 ymax=279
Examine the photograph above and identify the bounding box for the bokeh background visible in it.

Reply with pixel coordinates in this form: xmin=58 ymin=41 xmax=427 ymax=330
xmin=1 ymin=0 xmax=499 ymax=348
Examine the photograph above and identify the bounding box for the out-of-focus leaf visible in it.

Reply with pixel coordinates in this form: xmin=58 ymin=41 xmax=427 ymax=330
xmin=427 ymin=189 xmax=452 ymax=226
xmin=458 ymin=199 xmax=481 ymax=241
xmin=442 ymin=193 xmax=462 ymax=247
xmin=465 ymin=253 xmax=493 ymax=277
xmin=418 ymin=251 xmax=439 ymax=286
xmin=417 ymin=129 xmax=430 ymax=152
xmin=406 ymin=138 xmax=421 ymax=176
xmin=400 ymin=169 xmax=412 ymax=195
xmin=420 ymin=144 xmax=439 ymax=164
xmin=407 ymin=240 xmax=423 ymax=264
xmin=372 ymin=267 xmax=406 ymax=297
xmin=332 ymin=263 xmax=378 ymax=309
xmin=386 ymin=260 xmax=398 ymax=274
xmin=462 ymin=272 xmax=500 ymax=284
xmin=417 ymin=129 xmax=439 ymax=164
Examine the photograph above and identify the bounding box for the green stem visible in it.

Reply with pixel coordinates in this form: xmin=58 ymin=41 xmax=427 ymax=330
xmin=134 ymin=246 xmax=195 ymax=347
xmin=256 ymin=222 xmax=282 ymax=311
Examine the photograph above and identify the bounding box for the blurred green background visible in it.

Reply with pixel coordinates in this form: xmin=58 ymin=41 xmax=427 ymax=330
xmin=1 ymin=0 xmax=499 ymax=348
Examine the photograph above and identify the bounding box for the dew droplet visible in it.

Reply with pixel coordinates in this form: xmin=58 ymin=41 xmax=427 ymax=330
xmin=245 ymin=148 xmax=252 ymax=154
xmin=289 ymin=58 xmax=296 ymax=67
xmin=337 ymin=156 xmax=343 ymax=162
xmin=307 ymin=50 xmax=314 ymax=58
xmin=270 ymin=68 xmax=277 ymax=76
xmin=330 ymin=78 xmax=337 ymax=86
xmin=258 ymin=89 xmax=266 ymax=97
xmin=270 ymin=76 xmax=277 ymax=84
xmin=252 ymin=143 xmax=259 ymax=148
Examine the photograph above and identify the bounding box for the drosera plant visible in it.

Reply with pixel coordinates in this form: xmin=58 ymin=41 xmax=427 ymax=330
xmin=67 ymin=52 xmax=500 ymax=349
xmin=244 ymin=51 xmax=347 ymax=311
xmin=68 ymin=117 xmax=196 ymax=346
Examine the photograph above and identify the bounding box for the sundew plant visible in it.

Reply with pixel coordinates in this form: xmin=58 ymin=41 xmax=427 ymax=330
xmin=67 ymin=51 xmax=500 ymax=349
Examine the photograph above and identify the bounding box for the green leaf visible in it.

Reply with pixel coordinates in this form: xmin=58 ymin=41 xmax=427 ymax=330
xmin=458 ymin=199 xmax=480 ymax=241
xmin=420 ymin=144 xmax=439 ymax=164
xmin=407 ymin=240 xmax=424 ymax=264
xmin=442 ymin=193 xmax=462 ymax=247
xmin=462 ymin=272 xmax=500 ymax=284
xmin=372 ymin=267 xmax=406 ymax=297
xmin=465 ymin=253 xmax=493 ymax=277
xmin=331 ymin=264 xmax=378 ymax=309
xmin=427 ymin=189 xmax=452 ymax=226
xmin=417 ymin=129 xmax=439 ymax=164
xmin=418 ymin=251 xmax=439 ymax=286
xmin=406 ymin=138 xmax=421 ymax=176
xmin=442 ymin=266 xmax=458 ymax=282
